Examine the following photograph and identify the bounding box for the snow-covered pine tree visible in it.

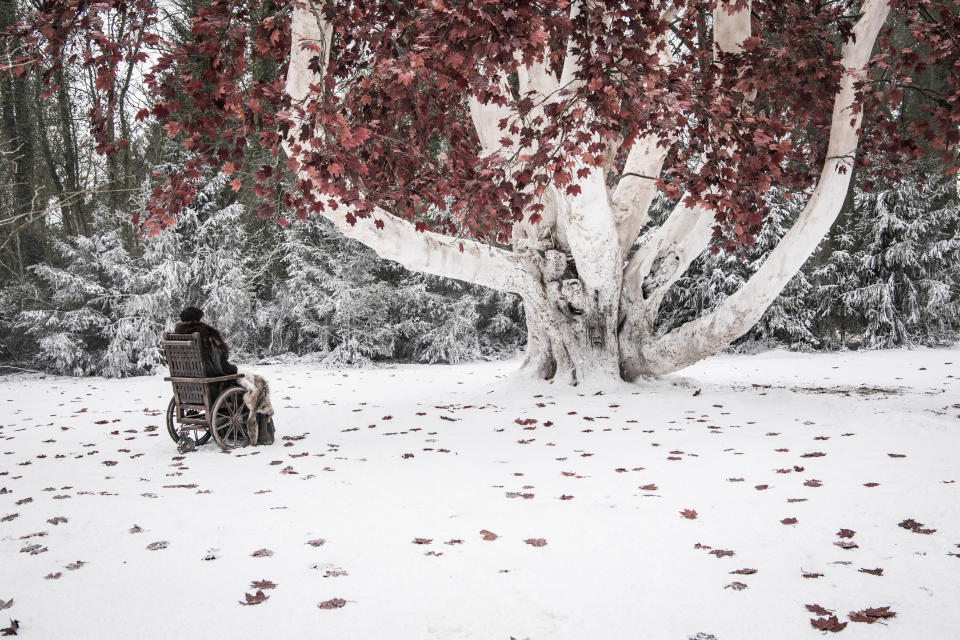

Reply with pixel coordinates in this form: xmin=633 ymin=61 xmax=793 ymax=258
xmin=264 ymin=214 xmax=337 ymax=355
xmin=266 ymin=213 xmax=527 ymax=366
xmin=655 ymin=189 xmax=818 ymax=350
xmin=178 ymin=172 xmax=262 ymax=356
xmin=18 ymin=212 xmax=136 ymax=375
xmin=267 ymin=214 xmax=396 ymax=366
xmin=100 ymin=181 xmax=191 ymax=376
xmin=401 ymin=278 xmax=483 ymax=364
xmin=477 ymin=288 xmax=525 ymax=359
xmin=820 ymin=171 xmax=960 ymax=348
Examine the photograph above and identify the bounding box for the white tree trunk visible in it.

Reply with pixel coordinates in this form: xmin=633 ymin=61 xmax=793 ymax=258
xmin=283 ymin=0 xmax=893 ymax=386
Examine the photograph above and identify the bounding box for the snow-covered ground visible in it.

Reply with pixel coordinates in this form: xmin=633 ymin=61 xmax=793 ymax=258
xmin=2 ymin=347 xmax=959 ymax=639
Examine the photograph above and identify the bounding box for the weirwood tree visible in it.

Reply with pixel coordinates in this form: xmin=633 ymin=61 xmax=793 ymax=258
xmin=7 ymin=0 xmax=959 ymax=385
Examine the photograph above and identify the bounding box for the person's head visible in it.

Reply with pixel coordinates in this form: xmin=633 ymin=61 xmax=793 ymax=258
xmin=180 ymin=307 xmax=203 ymax=323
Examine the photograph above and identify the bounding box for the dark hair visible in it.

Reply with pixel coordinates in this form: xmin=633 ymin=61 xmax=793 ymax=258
xmin=180 ymin=307 xmax=203 ymax=322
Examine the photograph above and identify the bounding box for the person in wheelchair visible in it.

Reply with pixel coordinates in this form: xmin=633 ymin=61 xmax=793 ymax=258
xmin=172 ymin=306 xmax=238 ymax=377
xmin=170 ymin=306 xmax=275 ymax=448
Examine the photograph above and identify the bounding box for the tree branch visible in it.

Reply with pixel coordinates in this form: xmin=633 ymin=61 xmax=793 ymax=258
xmin=284 ymin=1 xmax=527 ymax=294
xmin=642 ymin=0 xmax=893 ymax=375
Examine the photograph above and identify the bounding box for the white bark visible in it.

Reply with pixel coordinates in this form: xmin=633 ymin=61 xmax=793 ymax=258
xmin=622 ymin=197 xmax=714 ymax=320
xmin=558 ymin=1 xmax=583 ymax=93
xmin=285 ymin=2 xmax=526 ymax=294
xmin=713 ymin=0 xmax=752 ymax=54
xmin=468 ymin=72 xmax=519 ymax=157
xmin=641 ymin=0 xmax=892 ymax=375
xmin=608 ymin=2 xmax=681 ymax=252
xmin=611 ymin=134 xmax=671 ymax=251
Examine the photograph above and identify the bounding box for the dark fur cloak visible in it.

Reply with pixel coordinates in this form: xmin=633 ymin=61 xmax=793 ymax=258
xmin=172 ymin=320 xmax=237 ymax=376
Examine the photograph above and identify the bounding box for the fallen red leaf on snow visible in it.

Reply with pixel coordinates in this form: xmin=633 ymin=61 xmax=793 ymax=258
xmin=317 ymin=598 xmax=347 ymax=610
xmin=810 ymin=616 xmax=847 ymax=632
xmin=239 ymin=590 xmax=269 ymax=606
xmin=849 ymin=606 xmax=896 ymax=623
xmin=250 ymin=580 xmax=277 ymax=589
xmin=805 ymin=604 xmax=834 ymax=616
xmin=898 ymin=518 xmax=936 ymax=534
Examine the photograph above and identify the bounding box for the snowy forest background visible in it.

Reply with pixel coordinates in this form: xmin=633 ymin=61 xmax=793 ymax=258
xmin=1 ymin=1 xmax=959 ymax=378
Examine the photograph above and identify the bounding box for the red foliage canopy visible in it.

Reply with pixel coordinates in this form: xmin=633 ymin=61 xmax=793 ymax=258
xmin=5 ymin=0 xmax=958 ymax=249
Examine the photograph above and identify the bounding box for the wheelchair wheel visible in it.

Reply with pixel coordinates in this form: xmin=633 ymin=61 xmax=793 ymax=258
xmin=210 ymin=387 xmax=250 ymax=450
xmin=166 ymin=397 xmax=211 ymax=445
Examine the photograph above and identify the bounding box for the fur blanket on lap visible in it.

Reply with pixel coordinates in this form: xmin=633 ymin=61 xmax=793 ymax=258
xmin=239 ymin=373 xmax=275 ymax=445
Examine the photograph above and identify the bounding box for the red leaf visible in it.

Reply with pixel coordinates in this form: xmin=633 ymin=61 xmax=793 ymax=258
xmin=524 ymin=538 xmax=547 ymax=547
xmin=317 ymin=598 xmax=347 ymax=610
xmin=94 ymin=69 xmax=114 ymax=91
xmin=479 ymin=529 xmax=498 ymax=541
xmin=849 ymin=606 xmax=895 ymax=623
xmin=250 ymin=580 xmax=277 ymax=589
xmin=810 ymin=616 xmax=848 ymax=632
xmin=680 ymin=509 xmax=698 ymax=520
xmin=898 ymin=518 xmax=936 ymax=534
xmin=806 ymin=604 xmax=834 ymax=616
xmin=239 ymin=590 xmax=269 ymax=606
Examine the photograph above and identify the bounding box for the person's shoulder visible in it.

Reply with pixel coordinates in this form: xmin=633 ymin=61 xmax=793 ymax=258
xmin=172 ymin=321 xmax=196 ymax=334
xmin=196 ymin=322 xmax=225 ymax=341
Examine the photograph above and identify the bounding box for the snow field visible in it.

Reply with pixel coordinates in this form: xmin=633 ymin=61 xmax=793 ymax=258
xmin=1 ymin=347 xmax=959 ymax=639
